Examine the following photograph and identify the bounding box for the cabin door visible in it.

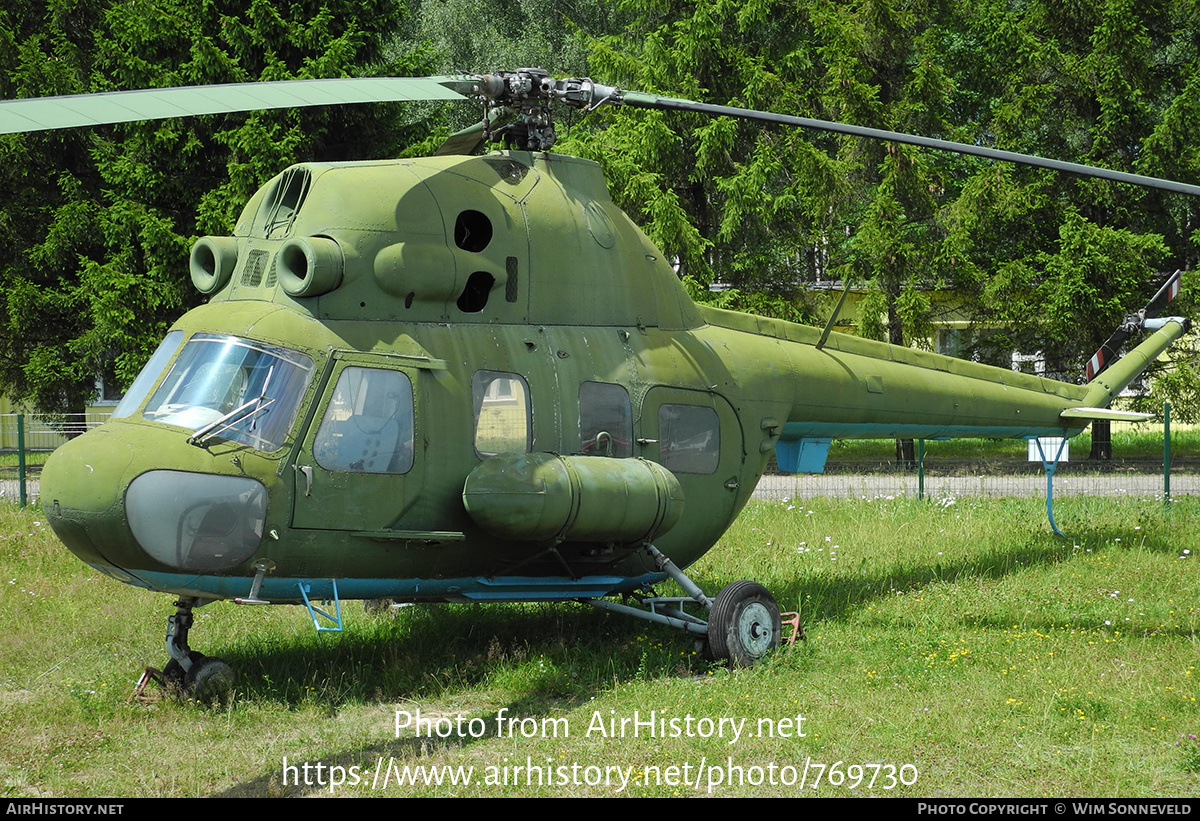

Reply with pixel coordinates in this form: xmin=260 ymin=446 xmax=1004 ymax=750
xmin=637 ymin=387 xmax=745 ymax=562
xmin=290 ymin=353 xmax=424 ymax=533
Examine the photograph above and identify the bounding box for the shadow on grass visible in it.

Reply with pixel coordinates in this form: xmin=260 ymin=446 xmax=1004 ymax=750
xmin=185 ymin=601 xmax=712 ymax=712
xmin=166 ymin=502 xmax=1192 ymax=796
xmin=195 ymin=504 xmax=1188 ymax=715
xmin=198 ymin=606 xmax=718 ymax=796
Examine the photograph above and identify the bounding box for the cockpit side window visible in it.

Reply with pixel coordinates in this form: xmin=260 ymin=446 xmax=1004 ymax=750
xmin=579 ymin=381 xmax=632 ymax=457
xmin=472 ymin=370 xmax=531 ymax=457
xmin=111 ymin=330 xmax=184 ymax=419
xmin=312 ymin=367 xmax=414 ymax=474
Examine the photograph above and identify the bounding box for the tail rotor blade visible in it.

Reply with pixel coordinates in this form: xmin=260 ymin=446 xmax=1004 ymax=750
xmin=1086 ymin=325 xmax=1136 ymax=381
xmin=1086 ymin=269 xmax=1186 ymax=381
xmin=1144 ymin=269 xmax=1183 ymax=316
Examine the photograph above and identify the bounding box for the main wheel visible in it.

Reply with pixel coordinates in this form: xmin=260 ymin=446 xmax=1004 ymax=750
xmin=707 ymin=581 xmax=781 ymax=667
xmin=185 ymin=656 xmax=235 ymax=705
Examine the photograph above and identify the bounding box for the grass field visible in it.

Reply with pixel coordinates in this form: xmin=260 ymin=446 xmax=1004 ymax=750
xmin=0 ymin=495 xmax=1196 ymax=797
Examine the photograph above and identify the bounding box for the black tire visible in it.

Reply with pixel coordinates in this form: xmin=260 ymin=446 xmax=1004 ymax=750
xmin=707 ymin=581 xmax=781 ymax=667
xmin=163 ymin=651 xmax=206 ymax=689
xmin=185 ymin=656 xmax=235 ymax=705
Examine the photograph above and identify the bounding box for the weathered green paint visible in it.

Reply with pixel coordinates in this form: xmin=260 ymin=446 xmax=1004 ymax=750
xmin=39 ymin=150 xmax=1187 ymax=604
xmin=462 ymin=453 xmax=683 ymax=543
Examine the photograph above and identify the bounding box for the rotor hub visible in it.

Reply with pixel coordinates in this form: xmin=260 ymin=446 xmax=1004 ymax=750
xmin=454 ymin=69 xmax=620 ymax=152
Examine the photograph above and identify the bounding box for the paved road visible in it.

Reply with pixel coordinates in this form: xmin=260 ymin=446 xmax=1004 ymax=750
xmin=0 ymin=479 xmax=36 ymax=505
xmin=751 ymin=472 xmax=1194 ymax=500
xmin=6 ymin=473 xmax=1193 ymax=507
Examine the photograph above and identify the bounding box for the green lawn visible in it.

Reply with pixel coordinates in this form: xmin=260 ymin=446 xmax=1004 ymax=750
xmin=0 ymin=495 xmax=1195 ymax=797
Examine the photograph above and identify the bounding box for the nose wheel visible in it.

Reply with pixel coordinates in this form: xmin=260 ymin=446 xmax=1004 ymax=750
xmin=162 ymin=650 xmax=204 ymax=687
xmin=150 ymin=596 xmax=235 ymax=704
xmin=183 ymin=656 xmax=236 ymax=703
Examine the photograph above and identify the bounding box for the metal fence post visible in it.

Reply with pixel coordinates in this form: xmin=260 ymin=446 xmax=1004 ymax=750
xmin=17 ymin=413 xmax=26 ymax=509
xmin=917 ymin=439 xmax=925 ymax=501
xmin=1163 ymin=401 xmax=1171 ymax=508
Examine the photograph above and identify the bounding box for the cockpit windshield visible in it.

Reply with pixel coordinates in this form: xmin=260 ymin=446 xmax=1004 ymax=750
xmin=141 ymin=334 xmax=312 ymax=451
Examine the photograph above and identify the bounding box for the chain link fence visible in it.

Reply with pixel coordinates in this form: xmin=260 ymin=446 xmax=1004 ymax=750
xmin=3 ymin=410 xmax=1195 ymax=507
xmin=753 ymin=469 xmax=1197 ymax=502
xmin=0 ymin=413 xmax=108 ymax=506
xmin=755 ymin=414 xmax=1197 ymax=502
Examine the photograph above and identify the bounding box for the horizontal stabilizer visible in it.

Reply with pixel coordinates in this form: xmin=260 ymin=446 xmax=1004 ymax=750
xmin=1060 ymin=407 xmax=1154 ymax=422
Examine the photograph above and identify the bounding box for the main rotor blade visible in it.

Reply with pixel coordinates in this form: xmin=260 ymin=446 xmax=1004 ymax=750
xmin=619 ymin=92 xmax=1200 ymax=198
xmin=0 ymin=77 xmax=466 ymax=135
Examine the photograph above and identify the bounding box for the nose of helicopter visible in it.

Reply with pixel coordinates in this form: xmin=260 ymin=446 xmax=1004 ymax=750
xmin=41 ymin=427 xmax=137 ymax=568
xmin=42 ymin=424 xmax=269 ymax=575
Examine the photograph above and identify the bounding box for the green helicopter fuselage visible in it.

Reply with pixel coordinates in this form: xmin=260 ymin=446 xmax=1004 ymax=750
xmin=40 ymin=151 xmax=1182 ymax=605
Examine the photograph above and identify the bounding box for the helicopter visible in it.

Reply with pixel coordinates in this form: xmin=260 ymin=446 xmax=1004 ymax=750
xmin=6 ymin=69 xmax=1192 ymax=697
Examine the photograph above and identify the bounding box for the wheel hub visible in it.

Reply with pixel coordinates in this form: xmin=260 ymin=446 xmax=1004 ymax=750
xmin=738 ymin=602 xmax=775 ymax=655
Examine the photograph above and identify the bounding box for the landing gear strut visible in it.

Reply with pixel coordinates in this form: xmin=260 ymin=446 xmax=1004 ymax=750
xmin=161 ymin=596 xmax=235 ymax=703
xmin=585 ymin=543 xmax=795 ymax=666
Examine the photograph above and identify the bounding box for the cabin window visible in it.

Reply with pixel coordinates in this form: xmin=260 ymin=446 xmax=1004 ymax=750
xmin=312 ymin=367 xmax=414 ymax=474
xmin=111 ymin=331 xmax=183 ymax=419
xmin=658 ymin=404 xmax=720 ymax=474
xmin=579 ymin=381 xmax=632 ymax=457
xmin=140 ymin=334 xmax=312 ymax=452
xmin=472 ymin=370 xmax=530 ymax=457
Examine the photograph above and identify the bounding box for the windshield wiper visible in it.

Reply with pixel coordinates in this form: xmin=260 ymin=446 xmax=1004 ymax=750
xmin=187 ymin=366 xmax=275 ymax=448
